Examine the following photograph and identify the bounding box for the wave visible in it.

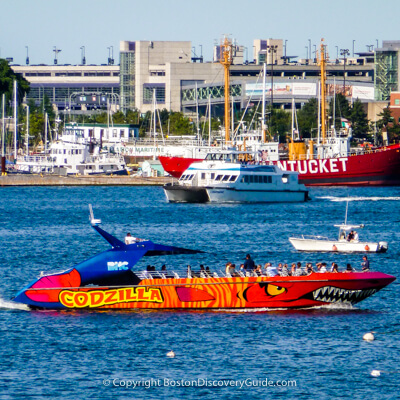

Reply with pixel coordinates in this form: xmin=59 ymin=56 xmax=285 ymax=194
xmin=318 ymin=196 xmax=400 ymax=202
xmin=0 ymin=297 xmax=30 ymax=311
xmin=212 ymin=303 xmax=355 ymax=313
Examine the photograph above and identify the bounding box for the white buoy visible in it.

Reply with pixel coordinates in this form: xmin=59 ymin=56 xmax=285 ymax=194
xmin=166 ymin=350 xmax=175 ymax=358
xmin=363 ymin=332 xmax=375 ymax=341
xmin=371 ymin=370 xmax=381 ymax=377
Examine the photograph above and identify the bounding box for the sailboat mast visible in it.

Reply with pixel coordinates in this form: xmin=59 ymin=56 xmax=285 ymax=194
xmin=262 ymin=63 xmax=267 ymax=142
xmin=13 ymin=80 xmax=17 ymax=161
xmin=220 ymin=37 xmax=233 ymax=144
xmin=319 ymin=40 xmax=327 ymax=144
xmin=1 ymin=93 xmax=5 ymax=175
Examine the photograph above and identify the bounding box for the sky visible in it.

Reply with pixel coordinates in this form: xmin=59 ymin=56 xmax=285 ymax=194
xmin=1 ymin=0 xmax=399 ymax=65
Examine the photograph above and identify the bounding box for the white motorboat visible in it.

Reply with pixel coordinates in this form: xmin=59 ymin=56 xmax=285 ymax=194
xmin=163 ymin=150 xmax=309 ymax=203
xmin=289 ymin=203 xmax=388 ymax=253
xmin=13 ymin=125 xmax=128 ymax=175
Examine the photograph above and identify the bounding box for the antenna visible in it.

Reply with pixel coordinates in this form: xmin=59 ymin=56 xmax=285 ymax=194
xmin=344 ymin=201 xmax=349 ymax=225
xmin=89 ymin=204 xmax=102 ymax=226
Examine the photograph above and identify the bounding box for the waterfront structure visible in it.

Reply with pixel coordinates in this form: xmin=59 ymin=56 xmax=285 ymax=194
xmin=375 ymin=41 xmax=400 ymax=101
xmin=11 ymin=64 xmax=119 ymax=112
xmin=7 ymin=38 xmax=386 ymax=117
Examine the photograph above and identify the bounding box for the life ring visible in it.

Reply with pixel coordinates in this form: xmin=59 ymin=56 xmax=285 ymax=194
xmin=332 ymin=245 xmax=337 ymax=251
xmin=365 ymin=245 xmax=370 ymax=251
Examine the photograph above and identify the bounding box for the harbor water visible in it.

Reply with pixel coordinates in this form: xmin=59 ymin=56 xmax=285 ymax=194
xmin=1 ymin=186 xmax=399 ymax=399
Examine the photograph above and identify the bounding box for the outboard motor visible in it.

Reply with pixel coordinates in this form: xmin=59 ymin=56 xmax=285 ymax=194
xmin=378 ymin=241 xmax=388 ymax=253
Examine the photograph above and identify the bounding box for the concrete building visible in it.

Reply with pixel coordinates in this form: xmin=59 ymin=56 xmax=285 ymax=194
xmin=11 ymin=64 xmax=119 ymax=111
xmin=119 ymin=40 xmax=223 ymax=113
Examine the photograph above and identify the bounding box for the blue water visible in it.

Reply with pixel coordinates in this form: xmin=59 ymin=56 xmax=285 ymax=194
xmin=1 ymin=186 xmax=400 ymax=399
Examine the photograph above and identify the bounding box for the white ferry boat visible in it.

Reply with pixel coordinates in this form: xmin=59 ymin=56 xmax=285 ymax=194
xmin=163 ymin=150 xmax=308 ymax=203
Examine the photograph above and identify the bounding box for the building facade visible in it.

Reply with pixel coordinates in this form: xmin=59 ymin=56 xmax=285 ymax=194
xmin=375 ymin=41 xmax=400 ymax=101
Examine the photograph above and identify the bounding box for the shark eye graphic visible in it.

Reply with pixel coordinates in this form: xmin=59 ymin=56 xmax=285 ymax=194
xmin=266 ymin=284 xmax=286 ymax=296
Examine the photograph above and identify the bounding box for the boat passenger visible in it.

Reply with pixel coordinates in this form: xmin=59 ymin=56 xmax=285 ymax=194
xmin=331 ymin=263 xmax=339 ymax=273
xmin=340 ymin=231 xmax=346 ymax=240
xmin=277 ymin=263 xmax=283 ymax=274
xmin=225 ymin=262 xmax=232 ymax=276
xmin=347 ymin=231 xmax=354 ymax=242
xmin=318 ymin=263 xmax=327 ymax=273
xmin=361 ymin=256 xmax=370 ymax=272
xmin=353 ymin=231 xmax=359 ymax=242
xmin=266 ymin=263 xmax=279 ymax=277
xmin=244 ymin=254 xmax=255 ymax=272
xmin=205 ymin=266 xmax=211 ymax=277
xmin=280 ymin=264 xmax=289 ymax=277
xmin=254 ymin=264 xmax=262 ymax=276
xmin=125 ymin=232 xmax=137 ymax=245
xmin=345 ymin=263 xmax=354 ymax=273
xmin=306 ymin=263 xmax=314 ymax=274
xmin=290 ymin=263 xmax=296 ymax=276
xmin=301 ymin=263 xmax=309 ymax=276
xmin=161 ymin=265 xmax=167 ymax=271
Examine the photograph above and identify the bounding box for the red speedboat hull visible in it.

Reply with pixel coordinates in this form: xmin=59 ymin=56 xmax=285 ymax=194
xmin=17 ymin=271 xmax=395 ymax=310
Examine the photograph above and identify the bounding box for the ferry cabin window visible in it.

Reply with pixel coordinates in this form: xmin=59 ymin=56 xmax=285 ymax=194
xmin=215 ymin=175 xmax=223 ymax=181
xmin=201 ymin=173 xmax=206 ymax=179
xmin=222 ymin=175 xmax=230 ymax=182
xmin=229 ymin=175 xmax=237 ymax=182
xmin=211 ymin=173 xmax=215 ymax=179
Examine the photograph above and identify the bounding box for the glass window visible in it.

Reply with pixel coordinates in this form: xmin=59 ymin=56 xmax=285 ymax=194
xmin=229 ymin=175 xmax=237 ymax=182
xmin=222 ymin=175 xmax=230 ymax=181
xmin=210 ymin=173 xmax=215 ymax=179
xmin=201 ymin=173 xmax=205 ymax=179
xmin=395 ymin=99 xmax=400 ymax=105
xmin=215 ymin=175 xmax=223 ymax=181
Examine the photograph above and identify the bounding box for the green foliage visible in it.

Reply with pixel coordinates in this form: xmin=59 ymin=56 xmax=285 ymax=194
xmin=377 ymin=107 xmax=400 ymax=143
xmin=0 ymin=59 xmax=30 ymax=113
xmin=350 ymin=99 xmax=370 ymax=140
xmin=270 ymin=109 xmax=290 ymax=141
xmin=297 ymin=98 xmax=318 ymax=138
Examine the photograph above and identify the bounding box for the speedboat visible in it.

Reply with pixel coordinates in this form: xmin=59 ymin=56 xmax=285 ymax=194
xmin=12 ymin=206 xmax=395 ymax=310
xmin=289 ymin=202 xmax=388 ymax=253
xmin=163 ymin=150 xmax=309 ymax=203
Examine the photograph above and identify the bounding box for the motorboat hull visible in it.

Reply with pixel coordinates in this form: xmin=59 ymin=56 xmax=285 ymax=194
xmin=163 ymin=183 xmax=209 ymax=203
xmin=14 ymin=272 xmax=395 ymax=310
xmin=207 ymin=188 xmax=308 ymax=203
xmin=289 ymin=238 xmax=388 ymax=253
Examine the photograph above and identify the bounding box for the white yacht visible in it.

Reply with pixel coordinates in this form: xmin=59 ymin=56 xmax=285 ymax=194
xmin=13 ymin=125 xmax=128 ymax=175
xmin=163 ymin=150 xmax=308 ymax=203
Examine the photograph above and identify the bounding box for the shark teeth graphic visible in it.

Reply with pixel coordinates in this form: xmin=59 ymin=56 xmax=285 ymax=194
xmin=312 ymin=286 xmax=377 ymax=304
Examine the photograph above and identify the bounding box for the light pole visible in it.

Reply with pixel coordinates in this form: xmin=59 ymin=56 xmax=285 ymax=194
xmin=308 ymin=39 xmax=311 ymax=60
xmin=335 ymin=46 xmax=339 ymax=61
xmin=376 ymin=39 xmax=379 ymax=49
xmin=352 ymin=40 xmax=355 ymax=57
xmin=53 ymin=46 xmax=61 ymax=65
xmin=25 ymin=46 xmax=29 ymax=65
xmin=340 ymin=48 xmax=350 ymax=92
xmin=313 ymin=44 xmax=317 ymax=63
xmin=80 ymin=46 xmax=86 ymax=65
xmin=284 ymin=39 xmax=288 ymax=64
xmin=267 ymin=44 xmax=277 ymax=124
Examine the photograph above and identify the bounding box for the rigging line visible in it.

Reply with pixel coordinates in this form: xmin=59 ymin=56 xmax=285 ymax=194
xmin=232 ymin=69 xmax=263 ymax=139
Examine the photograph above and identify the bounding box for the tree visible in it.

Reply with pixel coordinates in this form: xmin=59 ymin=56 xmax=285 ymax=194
xmin=350 ymin=99 xmax=370 ymax=140
xmin=0 ymin=58 xmax=30 ymax=113
xmin=270 ymin=109 xmax=290 ymax=141
xmin=297 ymin=98 xmax=318 ymax=138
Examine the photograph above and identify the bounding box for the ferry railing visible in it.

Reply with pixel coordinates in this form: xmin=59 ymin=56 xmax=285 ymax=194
xmin=132 ymin=266 xmax=362 ymax=281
